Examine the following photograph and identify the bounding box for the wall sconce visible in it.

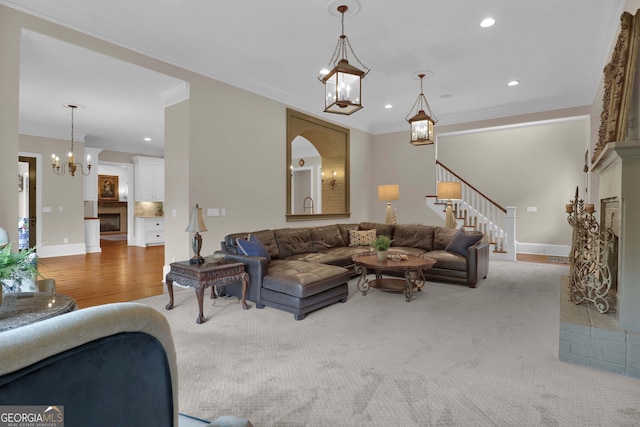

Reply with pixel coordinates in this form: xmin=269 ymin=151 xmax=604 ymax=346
xmin=437 ymin=182 xmax=462 ymax=229
xmin=322 ymin=171 xmax=337 ymax=190
xmin=378 ymin=184 xmax=399 ymax=224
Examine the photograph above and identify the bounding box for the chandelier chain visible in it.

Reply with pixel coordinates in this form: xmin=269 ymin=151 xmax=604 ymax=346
xmin=322 ymin=6 xmax=369 ymax=74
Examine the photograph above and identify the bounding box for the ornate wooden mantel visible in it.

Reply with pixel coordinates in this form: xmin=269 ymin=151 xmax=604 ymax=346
xmin=593 ymin=11 xmax=640 ymax=163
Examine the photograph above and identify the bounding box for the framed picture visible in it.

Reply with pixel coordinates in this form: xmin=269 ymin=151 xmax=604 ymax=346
xmin=98 ymin=175 xmax=119 ymax=201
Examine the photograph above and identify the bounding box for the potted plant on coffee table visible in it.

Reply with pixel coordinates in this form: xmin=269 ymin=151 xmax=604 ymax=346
xmin=371 ymin=235 xmax=392 ymax=261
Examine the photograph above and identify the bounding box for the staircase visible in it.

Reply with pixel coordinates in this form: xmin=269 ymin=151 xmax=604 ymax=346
xmin=426 ymin=161 xmax=516 ymax=260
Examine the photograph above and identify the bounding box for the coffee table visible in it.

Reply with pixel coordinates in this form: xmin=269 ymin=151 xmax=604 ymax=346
xmin=352 ymin=254 xmax=437 ymax=302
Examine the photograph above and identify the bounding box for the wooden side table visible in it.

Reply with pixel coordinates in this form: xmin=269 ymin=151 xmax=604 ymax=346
xmin=165 ymin=258 xmax=250 ymax=324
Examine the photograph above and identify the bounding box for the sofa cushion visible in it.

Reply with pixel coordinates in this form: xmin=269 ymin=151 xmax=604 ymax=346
xmin=428 ymin=250 xmax=467 ymax=271
xmin=286 ymin=252 xmax=351 ymax=267
xmin=348 ymin=229 xmax=377 ymax=246
xmin=273 ymin=228 xmax=313 ymax=258
xmin=224 ymin=229 xmax=279 ymax=259
xmin=336 ymin=223 xmax=360 ymax=247
xmin=392 ymin=224 xmax=435 ymax=251
xmin=359 ymin=222 xmax=394 ymax=238
xmin=433 ymin=227 xmax=460 ymax=250
xmin=445 ymin=230 xmax=484 ymax=256
xmin=237 ymin=234 xmax=270 ymax=260
xmin=251 ymin=230 xmax=280 ymax=259
xmin=263 ymin=260 xmax=350 ymax=298
xmin=310 ymin=225 xmax=346 ymax=251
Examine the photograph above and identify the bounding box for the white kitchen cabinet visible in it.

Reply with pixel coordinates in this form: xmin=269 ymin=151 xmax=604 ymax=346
xmin=135 ymin=217 xmax=165 ymax=247
xmin=132 ymin=156 xmax=164 ymax=202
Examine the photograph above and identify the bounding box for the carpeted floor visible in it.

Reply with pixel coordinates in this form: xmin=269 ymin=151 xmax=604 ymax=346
xmin=137 ymin=261 xmax=640 ymax=426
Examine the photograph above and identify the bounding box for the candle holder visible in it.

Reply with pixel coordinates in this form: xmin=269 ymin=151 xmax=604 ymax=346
xmin=565 ymin=187 xmax=614 ymax=313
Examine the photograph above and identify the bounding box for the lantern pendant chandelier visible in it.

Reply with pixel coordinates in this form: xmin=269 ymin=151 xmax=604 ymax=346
xmin=51 ymin=104 xmax=92 ymax=176
xmin=319 ymin=4 xmax=370 ymax=115
xmin=406 ymin=73 xmax=438 ymax=145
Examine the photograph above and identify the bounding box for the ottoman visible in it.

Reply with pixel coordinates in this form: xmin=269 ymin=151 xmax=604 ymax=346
xmin=258 ymin=260 xmax=351 ymax=320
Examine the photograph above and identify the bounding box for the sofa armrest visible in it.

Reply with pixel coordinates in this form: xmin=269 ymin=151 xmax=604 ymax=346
xmin=466 ymin=240 xmax=489 ymax=288
xmin=215 ymin=251 xmax=269 ymax=304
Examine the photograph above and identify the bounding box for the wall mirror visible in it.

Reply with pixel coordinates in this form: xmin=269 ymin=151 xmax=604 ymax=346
xmin=286 ymin=109 xmax=350 ymax=221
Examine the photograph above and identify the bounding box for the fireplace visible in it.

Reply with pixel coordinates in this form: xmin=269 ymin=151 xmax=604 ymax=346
xmin=99 ymin=213 xmax=121 ymax=233
xmin=600 ymin=197 xmax=620 ymax=298
xmin=97 ymin=201 xmax=127 ymax=234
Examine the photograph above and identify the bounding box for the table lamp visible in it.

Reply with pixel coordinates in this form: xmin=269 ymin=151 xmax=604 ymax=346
xmin=378 ymin=185 xmax=399 ymax=224
xmin=185 ymin=204 xmax=207 ymax=264
xmin=437 ymin=182 xmax=462 ymax=229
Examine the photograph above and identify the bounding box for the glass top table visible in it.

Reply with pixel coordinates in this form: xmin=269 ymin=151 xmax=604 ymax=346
xmin=0 ymin=292 xmax=77 ymax=332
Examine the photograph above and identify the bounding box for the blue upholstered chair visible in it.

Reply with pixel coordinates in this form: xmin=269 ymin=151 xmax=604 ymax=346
xmin=0 ymin=303 xmax=179 ymax=426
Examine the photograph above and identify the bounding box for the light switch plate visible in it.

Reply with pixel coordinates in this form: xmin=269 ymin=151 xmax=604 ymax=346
xmin=526 ymin=206 xmax=537 ymax=213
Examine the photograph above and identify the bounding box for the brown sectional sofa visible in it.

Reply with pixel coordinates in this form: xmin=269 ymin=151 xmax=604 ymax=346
xmin=218 ymin=222 xmax=489 ymax=320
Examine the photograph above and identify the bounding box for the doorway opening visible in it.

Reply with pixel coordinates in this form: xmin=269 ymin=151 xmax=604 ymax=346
xmin=18 ymin=156 xmax=36 ymax=250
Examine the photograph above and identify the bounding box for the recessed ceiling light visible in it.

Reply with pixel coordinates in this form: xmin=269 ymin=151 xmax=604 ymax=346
xmin=144 ymin=137 xmax=151 ymax=141
xmin=507 ymin=80 xmax=520 ymax=86
xmin=480 ymin=18 xmax=495 ymax=28
xmin=384 ymin=104 xmax=393 ymax=109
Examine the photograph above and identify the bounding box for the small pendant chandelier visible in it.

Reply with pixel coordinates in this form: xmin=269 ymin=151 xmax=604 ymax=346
xmin=319 ymin=5 xmax=370 ymax=115
xmin=51 ymin=104 xmax=92 ymax=176
xmin=406 ymin=73 xmax=437 ymax=145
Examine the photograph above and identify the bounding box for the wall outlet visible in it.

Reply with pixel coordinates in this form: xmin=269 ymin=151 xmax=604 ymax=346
xmin=172 ymin=208 xmax=177 ymax=217
xmin=63 ymin=237 xmax=69 ymax=243
xmin=221 ymin=208 xmax=226 ymax=216
xmin=59 ymin=206 xmax=64 ymax=212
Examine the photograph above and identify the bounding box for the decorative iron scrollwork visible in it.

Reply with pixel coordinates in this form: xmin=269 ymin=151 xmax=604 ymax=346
xmin=565 ymin=187 xmax=615 ymax=313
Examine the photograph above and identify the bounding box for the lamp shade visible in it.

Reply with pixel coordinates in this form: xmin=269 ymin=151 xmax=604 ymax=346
xmin=437 ymin=182 xmax=462 ymax=200
xmin=185 ymin=204 xmax=207 ymax=233
xmin=378 ymin=185 xmax=399 ymax=201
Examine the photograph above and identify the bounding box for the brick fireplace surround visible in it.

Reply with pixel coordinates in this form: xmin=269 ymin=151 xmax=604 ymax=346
xmin=559 ymin=140 xmax=640 ymax=379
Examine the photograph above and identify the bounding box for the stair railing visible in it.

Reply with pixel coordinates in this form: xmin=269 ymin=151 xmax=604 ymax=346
xmin=434 ymin=161 xmax=515 ymax=258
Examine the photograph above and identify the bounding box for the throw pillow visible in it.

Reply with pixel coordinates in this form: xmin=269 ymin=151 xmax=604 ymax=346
xmin=444 ymin=230 xmax=483 ymax=256
xmin=236 ymin=234 xmax=270 ymax=260
xmin=348 ymin=229 xmax=377 ymax=246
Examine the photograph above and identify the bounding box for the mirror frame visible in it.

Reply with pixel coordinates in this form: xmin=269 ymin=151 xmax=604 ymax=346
xmin=286 ymin=109 xmax=350 ymax=221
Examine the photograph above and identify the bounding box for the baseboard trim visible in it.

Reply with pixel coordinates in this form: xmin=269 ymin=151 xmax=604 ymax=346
xmin=37 ymin=243 xmax=86 ymax=258
xmin=516 ymin=242 xmax=570 ymax=257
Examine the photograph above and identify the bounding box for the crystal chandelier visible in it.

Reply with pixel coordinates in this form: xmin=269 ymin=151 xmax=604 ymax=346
xmin=319 ymin=5 xmax=370 ymax=115
xmin=51 ymin=104 xmax=92 ymax=176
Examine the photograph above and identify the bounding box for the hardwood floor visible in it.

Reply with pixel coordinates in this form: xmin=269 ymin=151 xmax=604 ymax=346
xmin=37 ymin=240 xmax=165 ymax=309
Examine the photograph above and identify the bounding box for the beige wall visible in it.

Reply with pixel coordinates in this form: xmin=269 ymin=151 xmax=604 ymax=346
xmin=371 ymin=132 xmax=440 ymax=225
xmin=19 ymin=134 xmax=85 ymax=247
xmin=0 ymin=8 xmax=21 ymax=242
xmin=437 ymin=119 xmax=588 ymax=246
